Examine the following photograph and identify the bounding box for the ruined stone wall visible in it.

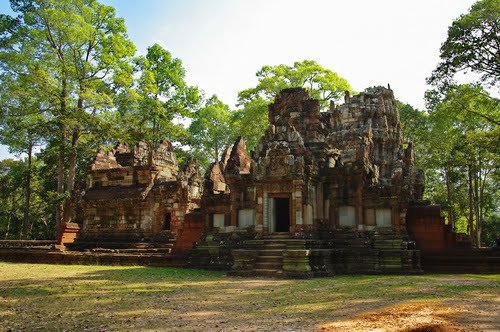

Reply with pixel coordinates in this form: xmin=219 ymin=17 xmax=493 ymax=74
xmin=80 ymin=140 xmax=202 ymax=244
xmin=202 ymin=86 xmax=423 ymax=236
xmin=82 ymin=200 xmax=154 ymax=241
xmin=326 ymin=87 xmax=403 ymax=187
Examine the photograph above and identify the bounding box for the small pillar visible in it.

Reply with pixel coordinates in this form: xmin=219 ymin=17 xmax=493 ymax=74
xmin=344 ymin=91 xmax=351 ymax=103
xmin=329 ymin=100 xmax=335 ymax=112
xmin=55 ymin=222 xmax=80 ymax=250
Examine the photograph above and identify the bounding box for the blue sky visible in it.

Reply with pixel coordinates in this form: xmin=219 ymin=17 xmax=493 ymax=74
xmin=0 ymin=0 xmax=476 ymax=160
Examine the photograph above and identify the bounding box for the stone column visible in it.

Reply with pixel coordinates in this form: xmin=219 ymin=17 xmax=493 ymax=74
xmin=355 ymin=180 xmax=363 ymax=230
xmin=230 ymin=190 xmax=238 ymax=228
xmin=263 ymin=192 xmax=269 ymax=233
xmin=329 ymin=183 xmax=338 ymax=229
xmin=255 ymin=186 xmax=263 ymax=232
xmin=316 ymin=183 xmax=324 ymax=222
xmin=294 ymin=182 xmax=303 ymax=232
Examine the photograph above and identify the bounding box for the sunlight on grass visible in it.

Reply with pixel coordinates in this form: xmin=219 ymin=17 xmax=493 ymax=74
xmin=0 ymin=262 xmax=498 ymax=331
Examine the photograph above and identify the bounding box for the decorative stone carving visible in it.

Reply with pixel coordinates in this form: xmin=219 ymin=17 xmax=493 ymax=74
xmin=79 ymin=139 xmax=202 ymax=248
xmin=202 ymin=86 xmax=423 ymax=236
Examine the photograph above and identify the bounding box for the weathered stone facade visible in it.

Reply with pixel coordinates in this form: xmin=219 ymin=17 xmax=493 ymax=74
xmin=198 ymin=87 xmax=425 ymax=276
xmin=203 ymin=87 xmax=423 ymax=235
xmin=71 ymin=86 xmax=441 ymax=276
xmin=73 ymin=140 xmax=203 ymax=250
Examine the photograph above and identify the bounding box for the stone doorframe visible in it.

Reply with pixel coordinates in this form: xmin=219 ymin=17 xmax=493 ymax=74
xmin=268 ymin=193 xmax=292 ymax=233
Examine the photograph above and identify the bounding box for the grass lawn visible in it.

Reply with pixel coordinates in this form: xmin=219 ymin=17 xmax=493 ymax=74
xmin=0 ymin=263 xmax=498 ymax=331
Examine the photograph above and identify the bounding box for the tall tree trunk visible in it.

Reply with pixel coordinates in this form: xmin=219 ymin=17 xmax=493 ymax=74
xmin=478 ymin=166 xmax=489 ymax=248
xmin=474 ymin=168 xmax=480 ymax=247
xmin=4 ymin=198 xmax=11 ymax=240
xmin=56 ymin=126 xmax=66 ymax=237
xmin=22 ymin=139 xmax=33 ymax=239
xmin=444 ymin=167 xmax=454 ymax=231
xmin=29 ymin=217 xmax=34 ymax=239
xmin=63 ymin=88 xmax=83 ymax=224
xmin=63 ymin=128 xmax=79 ymax=223
xmin=467 ymin=164 xmax=476 ymax=247
xmin=474 ymin=152 xmax=483 ymax=247
xmin=152 ymin=116 xmax=159 ymax=144
xmin=4 ymin=218 xmax=10 ymax=240
xmin=56 ymin=77 xmax=68 ymax=238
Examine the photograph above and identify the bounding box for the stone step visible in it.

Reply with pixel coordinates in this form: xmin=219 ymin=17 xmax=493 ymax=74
xmin=266 ymin=232 xmax=291 ymax=239
xmin=257 ymin=255 xmax=283 ymax=263
xmin=262 ymin=243 xmax=287 ymax=250
xmin=254 ymin=262 xmax=282 ymax=270
xmin=259 ymin=249 xmax=285 ymax=256
xmin=89 ymin=248 xmax=172 ymax=254
xmin=246 ymin=238 xmax=305 ymax=245
xmin=79 ymin=252 xmax=173 ymax=258
xmin=252 ymin=268 xmax=283 ymax=277
xmin=70 ymin=241 xmax=175 ymax=250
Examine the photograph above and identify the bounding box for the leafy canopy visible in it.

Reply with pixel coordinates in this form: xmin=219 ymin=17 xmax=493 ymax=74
xmin=234 ymin=60 xmax=352 ymax=150
xmin=188 ymin=95 xmax=234 ymax=167
xmin=128 ymin=44 xmax=200 ymax=144
xmin=238 ymin=59 xmax=352 ymax=107
xmin=428 ymin=0 xmax=500 ymax=86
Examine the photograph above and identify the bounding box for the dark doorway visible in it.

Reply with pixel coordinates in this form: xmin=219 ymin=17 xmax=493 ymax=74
xmin=275 ymin=198 xmax=290 ymax=232
xmin=163 ymin=212 xmax=172 ymax=230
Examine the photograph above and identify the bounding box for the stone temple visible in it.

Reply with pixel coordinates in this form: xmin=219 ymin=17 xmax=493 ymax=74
xmin=71 ymin=140 xmax=204 ymax=253
xmin=195 ymin=86 xmax=426 ymax=277
xmin=70 ymin=86 xmax=468 ymax=276
xmin=203 ymin=87 xmax=423 ymax=234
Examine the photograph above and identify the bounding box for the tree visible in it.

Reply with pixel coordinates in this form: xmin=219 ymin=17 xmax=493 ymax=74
xmin=425 ymin=84 xmax=499 ymax=246
xmin=125 ymin=43 xmax=200 ymax=145
xmin=0 ymin=78 xmax=46 ymax=238
xmin=0 ymin=0 xmax=136 ymax=233
xmin=0 ymin=7 xmax=56 ymax=238
xmin=0 ymin=158 xmax=51 ymax=240
xmin=397 ymin=100 xmax=429 ymax=148
xmin=0 ymin=159 xmax=23 ymax=239
xmin=188 ymin=95 xmax=235 ymax=168
xmin=235 ymin=60 xmax=352 ymax=150
xmin=428 ymin=0 xmax=500 ymax=86
xmin=231 ymin=96 xmax=269 ymax=152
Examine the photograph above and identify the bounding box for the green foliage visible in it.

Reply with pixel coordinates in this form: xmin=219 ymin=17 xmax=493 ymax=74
xmin=398 ymin=83 xmax=499 ymax=246
xmin=425 ymin=84 xmax=499 ymax=245
xmin=397 ymin=101 xmax=429 ymax=145
xmin=0 ymin=159 xmax=54 ymax=239
xmin=188 ymin=95 xmax=235 ymax=168
xmin=230 ymin=96 xmax=269 ymax=153
xmin=0 ymin=0 xmax=138 ymax=231
xmin=121 ymin=43 xmax=200 ymax=145
xmin=429 ymin=0 xmax=500 ymax=86
xmin=235 ymin=60 xmax=352 ymax=150
xmin=238 ymin=60 xmax=352 ymax=106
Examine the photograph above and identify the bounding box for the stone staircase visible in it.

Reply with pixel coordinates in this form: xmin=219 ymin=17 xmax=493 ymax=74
xmin=252 ymin=233 xmax=287 ymax=276
xmin=230 ymin=233 xmax=312 ymax=278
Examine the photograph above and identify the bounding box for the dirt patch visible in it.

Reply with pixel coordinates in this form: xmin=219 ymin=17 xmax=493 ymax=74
xmin=403 ymin=325 xmax=453 ymax=332
xmin=316 ymin=302 xmax=472 ymax=332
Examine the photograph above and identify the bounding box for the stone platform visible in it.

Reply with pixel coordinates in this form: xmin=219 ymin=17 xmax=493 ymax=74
xmin=0 ymin=247 xmax=185 ymax=267
xmin=225 ymin=231 xmax=422 ymax=278
xmin=421 ymin=248 xmax=500 ymax=273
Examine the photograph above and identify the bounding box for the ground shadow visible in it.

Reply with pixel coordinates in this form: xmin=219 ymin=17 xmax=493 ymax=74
xmin=0 ymin=264 xmax=498 ymax=331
